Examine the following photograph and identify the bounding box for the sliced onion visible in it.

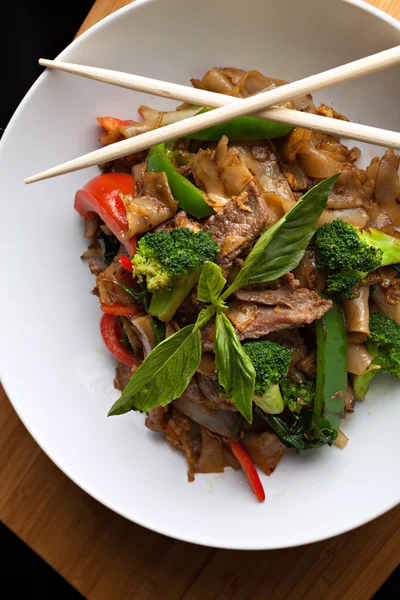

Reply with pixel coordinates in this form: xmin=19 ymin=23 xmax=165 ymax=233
xmin=130 ymin=314 xmax=156 ymax=357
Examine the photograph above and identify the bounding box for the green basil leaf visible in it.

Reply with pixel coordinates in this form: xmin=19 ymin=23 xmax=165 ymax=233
xmin=214 ymin=313 xmax=255 ymax=423
xmin=108 ymin=324 xmax=201 ymax=416
xmin=193 ymin=305 xmax=216 ymax=332
xmin=197 ymin=261 xmax=227 ymax=305
xmin=222 ymin=174 xmax=340 ymax=299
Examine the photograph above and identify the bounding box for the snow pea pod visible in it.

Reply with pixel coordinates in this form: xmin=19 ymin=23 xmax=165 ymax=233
xmin=147 ymin=144 xmax=213 ymax=219
xmin=188 ymin=108 xmax=293 ymax=141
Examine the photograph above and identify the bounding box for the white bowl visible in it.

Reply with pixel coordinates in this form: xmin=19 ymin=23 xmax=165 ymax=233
xmin=1 ymin=0 xmax=400 ymax=550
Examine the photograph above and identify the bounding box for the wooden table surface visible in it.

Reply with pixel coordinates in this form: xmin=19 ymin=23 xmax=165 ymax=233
xmin=2 ymin=0 xmax=400 ymax=597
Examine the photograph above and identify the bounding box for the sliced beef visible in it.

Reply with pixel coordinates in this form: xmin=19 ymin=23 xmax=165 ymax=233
xmin=183 ymin=373 xmax=236 ymax=412
xmin=227 ymin=289 xmax=332 ymax=339
xmin=234 ymin=283 xmax=309 ymax=308
xmin=203 ymin=180 xmax=270 ymax=275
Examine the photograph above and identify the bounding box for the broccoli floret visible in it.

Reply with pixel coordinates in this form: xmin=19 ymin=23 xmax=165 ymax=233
xmin=243 ymin=341 xmax=292 ymax=395
xmin=325 ymin=271 xmax=364 ymax=301
xmin=315 ymin=220 xmax=400 ymax=301
xmin=280 ymin=377 xmax=316 ymax=413
xmin=132 ymin=228 xmax=220 ymax=293
xmin=369 ymin=311 xmax=400 ymax=346
xmin=243 ymin=341 xmax=292 ymax=414
xmin=368 ymin=312 xmax=400 ymax=377
xmin=216 ymin=341 xmax=292 ymax=414
xmin=315 ymin=219 xmax=381 ymax=300
xmin=315 ymin=219 xmax=382 ymax=273
xmin=354 ymin=312 xmax=400 ymax=399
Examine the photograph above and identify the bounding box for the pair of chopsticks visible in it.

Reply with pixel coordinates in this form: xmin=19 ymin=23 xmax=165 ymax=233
xmin=25 ymin=46 xmax=400 ymax=184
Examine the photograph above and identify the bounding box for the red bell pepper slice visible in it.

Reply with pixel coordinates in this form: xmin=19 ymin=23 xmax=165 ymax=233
xmin=100 ymin=314 xmax=135 ymax=367
xmin=97 ymin=116 xmax=135 ymax=131
xmin=74 ymin=173 xmax=136 ymax=255
xmin=119 ymin=255 xmax=133 ymax=272
xmin=100 ymin=304 xmax=138 ymax=317
xmin=225 ymin=439 xmax=265 ymax=502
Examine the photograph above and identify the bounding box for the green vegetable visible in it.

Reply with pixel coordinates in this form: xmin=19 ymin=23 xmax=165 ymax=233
xmin=252 ymin=384 xmax=284 ymax=415
xmin=362 ymin=228 xmax=400 ymax=267
xmin=353 ymin=363 xmax=381 ymax=401
xmin=193 ymin=304 xmax=217 ymax=332
xmin=149 ymin=269 xmax=201 ymax=321
xmin=369 ymin=311 xmax=400 ymax=347
xmin=132 ymin=228 xmax=219 ymax=321
xmin=315 ymin=219 xmax=382 ymax=272
xmin=215 ymin=339 xmax=291 ymax=416
xmin=259 ymin=408 xmax=338 ymax=450
xmin=99 ymin=233 xmax=120 ymax=266
xmin=118 ymin=319 xmax=133 ymax=352
xmin=325 ymin=271 xmax=364 ymax=302
xmin=121 ymin=283 xmax=149 ymax=310
xmin=243 ymin=340 xmax=291 ymax=414
xmin=314 ymin=303 xmax=347 ymax=431
xmin=280 ymin=378 xmax=315 ymax=413
xmin=214 ymin=312 xmax=256 ymax=423
xmin=314 ymin=220 xmax=400 ymax=300
xmin=197 ymin=261 xmax=227 ymax=305
xmin=221 ymin=174 xmax=340 ymax=299
xmin=147 ymin=144 xmax=213 ymax=218
xmin=188 ymin=107 xmax=292 ymax=141
xmin=354 ymin=312 xmax=400 ymax=399
xmin=151 ymin=317 xmax=165 ymax=346
xmin=133 ymin=228 xmax=219 ymax=292
xmin=111 ymin=176 xmax=340 ymax=421
xmin=108 ymin=324 xmax=201 ymax=416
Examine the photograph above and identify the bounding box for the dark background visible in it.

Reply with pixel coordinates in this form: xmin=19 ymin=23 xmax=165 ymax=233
xmin=1 ymin=1 xmax=94 ymax=132
xmin=1 ymin=1 xmax=398 ymax=596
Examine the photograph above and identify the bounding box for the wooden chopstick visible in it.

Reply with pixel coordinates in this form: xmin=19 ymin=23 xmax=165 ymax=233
xmin=25 ymin=46 xmax=400 ymax=184
xmin=38 ymin=58 xmax=398 ymax=146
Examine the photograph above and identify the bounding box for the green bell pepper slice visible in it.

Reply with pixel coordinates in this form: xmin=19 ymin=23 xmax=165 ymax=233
xmin=147 ymin=144 xmax=213 ymax=219
xmin=314 ymin=303 xmax=348 ymax=431
xmin=188 ymin=108 xmax=293 ymax=141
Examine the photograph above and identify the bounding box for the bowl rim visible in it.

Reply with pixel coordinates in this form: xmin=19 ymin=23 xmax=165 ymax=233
xmin=1 ymin=0 xmax=400 ymax=550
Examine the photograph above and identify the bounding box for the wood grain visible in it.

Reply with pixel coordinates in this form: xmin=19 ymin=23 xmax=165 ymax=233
xmin=1 ymin=1 xmax=400 ymax=598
